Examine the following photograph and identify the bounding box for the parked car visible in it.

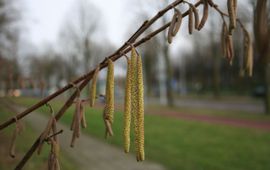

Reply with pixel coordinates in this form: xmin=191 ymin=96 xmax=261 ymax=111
xmin=252 ymin=85 xmax=265 ymax=98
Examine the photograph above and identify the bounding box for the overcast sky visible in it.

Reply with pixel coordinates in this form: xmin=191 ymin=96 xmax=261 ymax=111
xmin=21 ymin=0 xmax=135 ymax=48
xmin=20 ymin=0 xmax=252 ymax=60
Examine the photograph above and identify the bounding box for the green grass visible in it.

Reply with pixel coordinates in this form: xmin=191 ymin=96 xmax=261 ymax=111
xmin=0 ymin=105 xmax=77 ymax=170
xmin=10 ymin=97 xmax=270 ymax=170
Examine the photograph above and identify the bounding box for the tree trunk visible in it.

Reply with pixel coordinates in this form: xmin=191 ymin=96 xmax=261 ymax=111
xmin=253 ymin=0 xmax=270 ymax=114
xmin=212 ymin=42 xmax=221 ymax=98
xmin=162 ymin=41 xmax=174 ymax=107
xmin=265 ymin=53 xmax=270 ymax=114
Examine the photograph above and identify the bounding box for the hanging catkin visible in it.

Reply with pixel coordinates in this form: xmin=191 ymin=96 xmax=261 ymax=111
xmin=192 ymin=6 xmax=199 ymax=30
xmin=168 ymin=8 xmax=182 ymax=43
xmin=198 ymin=0 xmax=208 ymax=30
xmin=130 ymin=47 xmax=139 ymax=160
xmin=90 ymin=66 xmax=99 ymax=107
xmin=171 ymin=9 xmax=182 ymax=36
xmin=80 ymin=103 xmax=87 ymax=128
xmin=136 ymin=53 xmax=145 ymax=161
xmin=70 ymin=98 xmax=80 ymax=131
xmin=123 ymin=57 xmax=132 ymax=153
xmin=75 ymin=99 xmax=81 ymax=138
xmin=104 ymin=59 xmax=114 ymax=137
xmin=221 ymin=22 xmax=228 ymax=57
xmin=48 ymin=139 xmax=60 ymax=170
xmin=70 ymin=98 xmax=81 ymax=147
xmin=243 ymin=29 xmax=253 ymax=76
xmin=226 ymin=34 xmax=234 ymax=64
xmin=188 ymin=7 xmax=193 ymax=34
xmin=9 ymin=127 xmax=17 ymax=158
xmin=9 ymin=121 xmax=22 ymax=158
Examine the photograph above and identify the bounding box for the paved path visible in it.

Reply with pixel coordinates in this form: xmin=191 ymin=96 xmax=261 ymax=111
xmin=147 ymin=98 xmax=264 ymax=113
xmin=10 ymin=105 xmax=166 ymax=170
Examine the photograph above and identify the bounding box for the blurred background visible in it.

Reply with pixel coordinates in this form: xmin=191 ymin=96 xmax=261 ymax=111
xmin=0 ymin=0 xmax=270 ymax=170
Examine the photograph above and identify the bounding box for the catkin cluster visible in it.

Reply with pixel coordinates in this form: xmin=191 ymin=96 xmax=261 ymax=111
xmin=124 ymin=47 xmax=145 ymax=161
xmin=167 ymin=0 xmax=210 ymax=43
xmin=34 ymin=109 xmax=61 ymax=170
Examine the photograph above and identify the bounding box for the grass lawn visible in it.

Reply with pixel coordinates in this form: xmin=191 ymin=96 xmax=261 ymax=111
xmin=0 ymin=104 xmax=77 ymax=170
xmin=10 ymin=97 xmax=270 ymax=170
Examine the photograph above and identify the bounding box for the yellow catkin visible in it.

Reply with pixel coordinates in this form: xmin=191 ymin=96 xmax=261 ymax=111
xmin=188 ymin=7 xmax=193 ymax=34
xmin=75 ymin=99 xmax=81 ymax=138
xmin=106 ymin=59 xmax=114 ymax=123
xmin=198 ymin=0 xmax=208 ymax=30
xmin=104 ymin=59 xmax=114 ymax=137
xmin=123 ymin=58 xmax=132 ymax=153
xmin=90 ymin=66 xmax=99 ymax=107
xmin=130 ymin=47 xmax=139 ymax=160
xmin=137 ymin=54 xmax=145 ymax=161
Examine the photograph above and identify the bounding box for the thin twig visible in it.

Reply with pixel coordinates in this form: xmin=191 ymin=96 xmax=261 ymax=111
xmin=45 ymin=129 xmax=63 ymax=142
xmin=210 ymin=2 xmax=245 ymax=30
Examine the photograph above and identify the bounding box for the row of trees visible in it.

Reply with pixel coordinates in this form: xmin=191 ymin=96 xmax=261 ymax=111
xmin=1 ymin=0 xmax=269 ymax=114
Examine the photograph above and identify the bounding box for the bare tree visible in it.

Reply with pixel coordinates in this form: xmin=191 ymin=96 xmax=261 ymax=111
xmin=59 ymin=0 xmax=100 ymax=72
xmin=253 ymin=0 xmax=270 ymax=114
xmin=140 ymin=33 xmax=160 ymax=97
xmin=0 ymin=0 xmax=20 ymax=94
